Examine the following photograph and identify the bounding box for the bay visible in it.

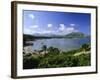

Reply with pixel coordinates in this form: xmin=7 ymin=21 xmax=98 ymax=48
xmin=31 ymin=37 xmax=90 ymax=52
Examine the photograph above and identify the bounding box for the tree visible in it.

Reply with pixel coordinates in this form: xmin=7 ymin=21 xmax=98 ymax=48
xmin=53 ymin=48 xmax=60 ymax=54
xmin=81 ymin=44 xmax=90 ymax=54
xmin=42 ymin=45 xmax=47 ymax=54
xmin=48 ymin=46 xmax=53 ymax=52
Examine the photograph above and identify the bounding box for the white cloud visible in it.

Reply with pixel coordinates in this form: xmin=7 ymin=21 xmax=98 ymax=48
xmin=38 ymin=30 xmax=53 ymax=34
xmin=59 ymin=26 xmax=65 ymax=31
xmin=70 ymin=23 xmax=75 ymax=26
xmin=57 ymin=24 xmax=78 ymax=35
xmin=24 ymin=25 xmax=39 ymax=34
xmin=24 ymin=27 xmax=33 ymax=34
xmin=59 ymin=24 xmax=65 ymax=31
xmin=63 ymin=27 xmax=78 ymax=34
xmin=30 ymin=25 xmax=39 ymax=29
xmin=28 ymin=14 xmax=35 ymax=19
xmin=66 ymin=27 xmax=74 ymax=33
xmin=47 ymin=24 xmax=52 ymax=28
xmin=60 ymin=24 xmax=65 ymax=27
xmin=66 ymin=27 xmax=74 ymax=31
xmin=24 ymin=23 xmax=79 ymax=35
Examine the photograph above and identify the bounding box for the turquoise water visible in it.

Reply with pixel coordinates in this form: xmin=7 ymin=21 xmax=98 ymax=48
xmin=32 ymin=37 xmax=90 ymax=51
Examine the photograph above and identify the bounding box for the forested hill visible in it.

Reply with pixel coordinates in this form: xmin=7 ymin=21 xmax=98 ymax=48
xmin=23 ymin=32 xmax=89 ymax=40
xmin=65 ymin=32 xmax=88 ymax=38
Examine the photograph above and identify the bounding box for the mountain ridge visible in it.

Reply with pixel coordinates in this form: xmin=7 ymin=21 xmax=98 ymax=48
xmin=23 ymin=32 xmax=90 ymax=39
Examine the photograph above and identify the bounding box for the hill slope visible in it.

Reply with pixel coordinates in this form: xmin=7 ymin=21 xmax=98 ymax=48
xmin=65 ymin=32 xmax=86 ymax=38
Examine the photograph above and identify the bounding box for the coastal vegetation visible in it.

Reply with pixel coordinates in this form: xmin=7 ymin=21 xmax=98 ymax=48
xmin=23 ymin=43 xmax=91 ymax=69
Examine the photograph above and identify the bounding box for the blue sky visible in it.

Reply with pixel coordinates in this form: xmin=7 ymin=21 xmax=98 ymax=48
xmin=23 ymin=10 xmax=91 ymax=35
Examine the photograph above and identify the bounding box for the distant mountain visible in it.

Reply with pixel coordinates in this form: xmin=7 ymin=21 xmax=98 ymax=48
xmin=23 ymin=32 xmax=89 ymax=41
xmin=65 ymin=32 xmax=87 ymax=38
xmin=33 ymin=32 xmax=89 ymax=38
xmin=33 ymin=33 xmax=56 ymax=37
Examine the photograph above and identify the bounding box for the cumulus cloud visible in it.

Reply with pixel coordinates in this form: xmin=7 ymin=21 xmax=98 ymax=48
xmin=47 ymin=24 xmax=53 ymax=28
xmin=58 ymin=27 xmax=77 ymax=35
xmin=65 ymin=27 xmax=77 ymax=33
xmin=24 ymin=23 xmax=78 ymax=35
xmin=57 ymin=24 xmax=78 ymax=35
xmin=66 ymin=27 xmax=74 ymax=31
xmin=59 ymin=24 xmax=65 ymax=31
xmin=70 ymin=23 xmax=76 ymax=26
xmin=60 ymin=24 xmax=65 ymax=27
xmin=28 ymin=14 xmax=35 ymax=19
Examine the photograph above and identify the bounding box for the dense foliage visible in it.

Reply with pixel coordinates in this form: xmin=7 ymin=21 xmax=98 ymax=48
xmin=23 ymin=44 xmax=91 ymax=69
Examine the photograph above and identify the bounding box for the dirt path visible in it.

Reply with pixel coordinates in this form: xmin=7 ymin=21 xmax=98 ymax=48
xmin=74 ymin=51 xmax=90 ymax=56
